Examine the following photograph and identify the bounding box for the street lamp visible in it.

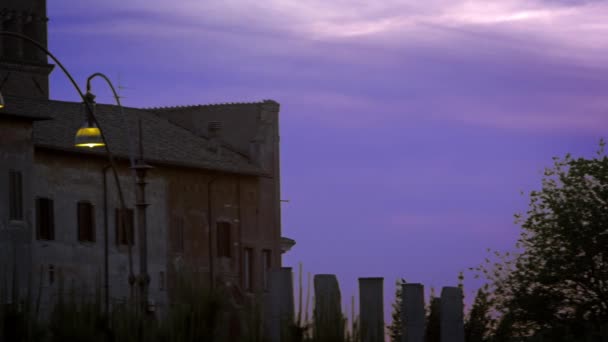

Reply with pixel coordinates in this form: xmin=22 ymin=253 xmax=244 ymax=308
xmin=0 ymin=31 xmax=135 ymax=317
xmin=74 ymin=93 xmax=105 ymax=148
xmin=85 ymin=72 xmax=152 ymax=315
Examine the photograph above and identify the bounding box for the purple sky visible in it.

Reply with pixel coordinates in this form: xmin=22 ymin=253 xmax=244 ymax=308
xmin=48 ymin=0 xmax=607 ymax=326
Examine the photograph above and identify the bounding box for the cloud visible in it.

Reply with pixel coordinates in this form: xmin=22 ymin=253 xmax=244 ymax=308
xmin=49 ymin=0 xmax=608 ymax=133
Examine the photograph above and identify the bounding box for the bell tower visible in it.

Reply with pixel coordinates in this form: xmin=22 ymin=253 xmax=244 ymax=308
xmin=0 ymin=0 xmax=53 ymax=99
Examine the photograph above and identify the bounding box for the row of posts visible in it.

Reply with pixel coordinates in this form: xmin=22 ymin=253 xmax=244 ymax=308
xmin=267 ymin=268 xmax=464 ymax=342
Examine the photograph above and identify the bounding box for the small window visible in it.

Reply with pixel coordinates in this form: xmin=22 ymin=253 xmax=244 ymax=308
xmin=77 ymin=202 xmax=95 ymax=242
xmin=115 ymin=208 xmax=134 ymax=246
xmin=174 ymin=218 xmax=184 ymax=253
xmin=8 ymin=170 xmax=23 ymax=221
xmin=49 ymin=265 xmax=55 ymax=285
xmin=217 ymin=222 xmax=231 ymax=258
xmin=243 ymin=248 xmax=253 ymax=292
xmin=36 ymin=198 xmax=54 ymax=240
xmin=262 ymin=249 xmax=272 ymax=291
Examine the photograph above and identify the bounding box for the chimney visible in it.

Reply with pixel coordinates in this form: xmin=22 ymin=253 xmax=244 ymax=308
xmin=207 ymin=121 xmax=222 ymax=156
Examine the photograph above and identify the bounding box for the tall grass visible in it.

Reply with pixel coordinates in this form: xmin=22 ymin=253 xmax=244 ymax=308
xmin=0 ymin=263 xmax=366 ymax=342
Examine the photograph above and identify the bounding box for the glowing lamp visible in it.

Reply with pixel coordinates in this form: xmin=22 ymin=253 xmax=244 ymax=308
xmin=75 ymin=119 xmax=104 ymax=148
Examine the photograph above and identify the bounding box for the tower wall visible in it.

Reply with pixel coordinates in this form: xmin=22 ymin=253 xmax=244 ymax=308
xmin=0 ymin=0 xmax=53 ymax=99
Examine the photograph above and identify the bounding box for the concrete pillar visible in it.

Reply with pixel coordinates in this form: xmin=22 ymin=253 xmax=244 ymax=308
xmin=268 ymin=267 xmax=294 ymax=342
xmin=440 ymin=287 xmax=464 ymax=342
xmin=313 ymin=274 xmax=343 ymax=341
xmin=359 ymin=277 xmax=384 ymax=342
xmin=401 ymin=283 xmax=425 ymax=342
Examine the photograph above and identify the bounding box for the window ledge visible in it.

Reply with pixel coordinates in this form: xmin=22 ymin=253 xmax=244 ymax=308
xmin=7 ymin=220 xmax=26 ymax=228
xmin=116 ymin=245 xmax=135 ymax=253
xmin=78 ymin=241 xmax=96 ymax=246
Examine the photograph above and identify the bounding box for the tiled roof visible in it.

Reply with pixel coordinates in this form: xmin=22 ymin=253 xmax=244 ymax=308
xmin=146 ymin=100 xmax=279 ymax=157
xmin=145 ymin=99 xmax=278 ymax=111
xmin=2 ymin=95 xmax=266 ymax=176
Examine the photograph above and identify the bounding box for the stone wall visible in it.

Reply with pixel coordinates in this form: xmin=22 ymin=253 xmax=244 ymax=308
xmin=31 ymin=149 xmax=168 ymax=315
xmin=0 ymin=118 xmax=35 ymax=305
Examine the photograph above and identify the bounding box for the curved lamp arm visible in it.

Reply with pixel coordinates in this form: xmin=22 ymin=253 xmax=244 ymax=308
xmin=86 ymin=72 xmax=137 ymax=169
xmin=0 ymin=31 xmax=136 ymax=291
xmin=86 ymin=72 xmax=138 ymax=296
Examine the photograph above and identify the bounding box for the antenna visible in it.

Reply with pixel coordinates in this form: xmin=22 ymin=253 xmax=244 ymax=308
xmin=116 ymin=72 xmax=131 ymax=101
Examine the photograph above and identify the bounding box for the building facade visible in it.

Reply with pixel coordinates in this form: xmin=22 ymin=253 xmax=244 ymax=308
xmin=0 ymin=0 xmax=290 ymax=317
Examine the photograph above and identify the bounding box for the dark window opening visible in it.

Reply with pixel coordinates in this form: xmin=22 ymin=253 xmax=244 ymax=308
xmin=49 ymin=265 xmax=54 ymax=285
xmin=9 ymin=170 xmax=23 ymax=221
xmin=262 ymin=249 xmax=272 ymax=291
xmin=243 ymin=248 xmax=253 ymax=292
xmin=77 ymin=202 xmax=95 ymax=242
xmin=217 ymin=222 xmax=231 ymax=258
xmin=174 ymin=218 xmax=184 ymax=253
xmin=115 ymin=208 xmax=134 ymax=246
xmin=36 ymin=198 xmax=54 ymax=240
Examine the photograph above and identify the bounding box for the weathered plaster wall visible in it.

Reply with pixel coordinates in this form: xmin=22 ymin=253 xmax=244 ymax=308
xmin=162 ymin=167 xmax=280 ymax=298
xmin=0 ymin=118 xmax=35 ymax=304
xmin=32 ymin=150 xmax=168 ymax=313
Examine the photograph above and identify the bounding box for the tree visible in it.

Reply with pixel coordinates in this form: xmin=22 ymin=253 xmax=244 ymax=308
xmin=387 ymin=278 xmax=406 ymax=342
xmin=477 ymin=140 xmax=608 ymax=339
xmin=464 ymin=288 xmax=491 ymax=342
xmin=425 ymin=288 xmax=440 ymax=342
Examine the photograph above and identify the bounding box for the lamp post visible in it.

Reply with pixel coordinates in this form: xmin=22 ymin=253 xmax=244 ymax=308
xmin=85 ymin=73 xmax=152 ymax=315
xmin=0 ymin=31 xmax=135 ymax=316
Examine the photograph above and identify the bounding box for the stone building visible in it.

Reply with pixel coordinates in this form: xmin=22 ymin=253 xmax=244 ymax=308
xmin=0 ymin=0 xmax=292 ymax=317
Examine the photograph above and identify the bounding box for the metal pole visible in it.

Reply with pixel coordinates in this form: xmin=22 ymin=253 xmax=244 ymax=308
xmin=133 ymin=119 xmax=152 ymax=313
xmin=207 ymin=177 xmax=220 ymax=291
xmin=102 ymin=165 xmax=110 ymax=319
xmin=86 ymin=72 xmax=142 ymax=311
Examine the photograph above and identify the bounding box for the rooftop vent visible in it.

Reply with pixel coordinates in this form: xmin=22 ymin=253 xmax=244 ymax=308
xmin=208 ymin=121 xmax=222 ymax=155
xmin=208 ymin=121 xmax=222 ymax=138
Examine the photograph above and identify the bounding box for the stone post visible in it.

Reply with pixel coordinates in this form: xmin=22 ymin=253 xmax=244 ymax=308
xmin=359 ymin=277 xmax=384 ymax=342
xmin=313 ymin=274 xmax=343 ymax=341
xmin=268 ymin=267 xmax=294 ymax=342
xmin=401 ymin=283 xmax=425 ymax=342
xmin=440 ymin=287 xmax=464 ymax=342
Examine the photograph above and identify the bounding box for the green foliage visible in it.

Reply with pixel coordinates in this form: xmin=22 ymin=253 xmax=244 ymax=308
xmin=425 ymin=288 xmax=440 ymax=342
xmin=464 ymin=288 xmax=491 ymax=342
xmin=47 ymin=286 xmax=105 ymax=342
xmin=0 ymin=263 xmax=372 ymax=342
xmin=387 ymin=278 xmax=406 ymax=342
xmin=474 ymin=140 xmax=608 ymax=340
xmin=0 ymin=265 xmax=47 ymax=342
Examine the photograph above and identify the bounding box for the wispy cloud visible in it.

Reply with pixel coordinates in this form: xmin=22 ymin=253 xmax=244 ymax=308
xmin=50 ymin=0 xmax=608 ymax=132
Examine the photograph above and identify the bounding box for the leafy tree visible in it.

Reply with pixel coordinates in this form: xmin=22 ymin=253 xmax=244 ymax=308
xmin=464 ymin=288 xmax=491 ymax=342
xmin=476 ymin=140 xmax=608 ymax=340
xmin=425 ymin=288 xmax=440 ymax=342
xmin=387 ymin=278 xmax=406 ymax=342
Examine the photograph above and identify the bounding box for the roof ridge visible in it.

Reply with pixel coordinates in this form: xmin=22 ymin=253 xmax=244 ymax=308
xmin=140 ymin=107 xmax=254 ymax=161
xmin=145 ymin=99 xmax=277 ymax=111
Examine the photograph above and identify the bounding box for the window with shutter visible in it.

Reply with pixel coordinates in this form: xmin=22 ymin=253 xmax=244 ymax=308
xmin=8 ymin=170 xmax=23 ymax=221
xmin=77 ymin=202 xmax=95 ymax=242
xmin=243 ymin=247 xmax=253 ymax=291
xmin=36 ymin=198 xmax=54 ymax=240
xmin=262 ymin=249 xmax=272 ymax=291
xmin=216 ymin=222 xmax=231 ymax=258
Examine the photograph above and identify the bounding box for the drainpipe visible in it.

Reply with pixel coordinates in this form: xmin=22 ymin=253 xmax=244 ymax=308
xmin=207 ymin=177 xmax=219 ymax=291
xmin=237 ymin=178 xmax=243 ymax=289
xmin=102 ymin=165 xmax=110 ymax=321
